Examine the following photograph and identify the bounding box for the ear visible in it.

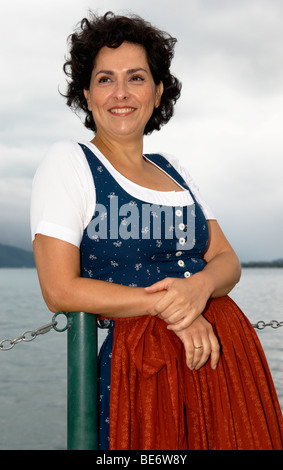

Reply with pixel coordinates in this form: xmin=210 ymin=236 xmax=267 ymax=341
xmin=83 ymin=88 xmax=92 ymax=111
xmin=155 ymin=81 xmax=164 ymax=108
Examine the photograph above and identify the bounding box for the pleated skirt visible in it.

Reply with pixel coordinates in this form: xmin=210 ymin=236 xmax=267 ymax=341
xmin=99 ymin=295 xmax=283 ymax=450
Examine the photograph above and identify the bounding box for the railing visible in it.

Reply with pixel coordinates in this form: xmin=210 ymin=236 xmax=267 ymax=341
xmin=67 ymin=312 xmax=98 ymax=450
xmin=0 ymin=311 xmax=98 ymax=450
xmin=1 ymin=312 xmax=282 ymax=450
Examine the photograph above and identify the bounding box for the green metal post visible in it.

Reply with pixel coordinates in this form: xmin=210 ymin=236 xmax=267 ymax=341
xmin=67 ymin=312 xmax=98 ymax=450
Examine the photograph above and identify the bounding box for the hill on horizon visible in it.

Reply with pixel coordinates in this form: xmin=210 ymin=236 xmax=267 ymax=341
xmin=0 ymin=243 xmax=35 ymax=268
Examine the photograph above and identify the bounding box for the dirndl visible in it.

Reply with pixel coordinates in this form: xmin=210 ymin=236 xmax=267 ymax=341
xmin=99 ymin=296 xmax=283 ymax=450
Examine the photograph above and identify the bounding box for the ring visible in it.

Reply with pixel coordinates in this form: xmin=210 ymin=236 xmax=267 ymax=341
xmin=193 ymin=345 xmax=203 ymax=349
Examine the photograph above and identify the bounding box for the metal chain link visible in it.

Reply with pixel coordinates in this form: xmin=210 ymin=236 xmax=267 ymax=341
xmin=0 ymin=312 xmax=69 ymax=351
xmin=252 ymin=320 xmax=283 ymax=330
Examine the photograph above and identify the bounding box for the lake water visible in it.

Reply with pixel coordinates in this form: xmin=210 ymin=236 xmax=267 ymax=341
xmin=0 ymin=268 xmax=282 ymax=450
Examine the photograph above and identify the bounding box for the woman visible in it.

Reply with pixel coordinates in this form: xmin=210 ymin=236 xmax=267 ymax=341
xmin=31 ymin=12 xmax=282 ymax=450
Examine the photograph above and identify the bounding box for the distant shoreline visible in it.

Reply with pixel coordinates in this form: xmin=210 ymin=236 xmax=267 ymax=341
xmin=0 ymin=243 xmax=282 ymax=268
xmin=241 ymin=261 xmax=283 ymax=268
xmin=1 ymin=265 xmax=283 ymax=269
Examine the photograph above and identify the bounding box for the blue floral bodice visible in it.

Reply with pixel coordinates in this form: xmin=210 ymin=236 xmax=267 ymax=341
xmin=79 ymin=144 xmax=209 ymax=287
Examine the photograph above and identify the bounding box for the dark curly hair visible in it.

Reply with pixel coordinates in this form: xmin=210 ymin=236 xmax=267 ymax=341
xmin=63 ymin=11 xmax=182 ymax=135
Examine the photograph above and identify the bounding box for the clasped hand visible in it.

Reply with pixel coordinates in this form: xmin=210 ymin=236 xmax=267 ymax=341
xmin=145 ymin=276 xmax=220 ymax=370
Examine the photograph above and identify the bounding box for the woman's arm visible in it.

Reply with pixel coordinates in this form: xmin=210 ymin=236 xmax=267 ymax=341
xmin=145 ymin=220 xmax=241 ymax=332
xmin=33 ymin=234 xmax=163 ymax=316
xmin=202 ymin=220 xmax=241 ymax=297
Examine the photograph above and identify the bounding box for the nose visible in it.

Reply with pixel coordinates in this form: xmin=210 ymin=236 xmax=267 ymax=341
xmin=114 ymin=79 xmax=129 ymax=101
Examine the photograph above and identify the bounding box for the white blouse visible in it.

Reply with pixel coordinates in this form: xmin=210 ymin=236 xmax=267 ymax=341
xmin=30 ymin=140 xmax=215 ymax=248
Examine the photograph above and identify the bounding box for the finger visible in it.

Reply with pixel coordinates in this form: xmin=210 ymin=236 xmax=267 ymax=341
xmin=193 ymin=339 xmax=211 ymax=370
xmin=160 ymin=306 xmax=185 ymax=322
xmin=209 ymin=333 xmax=220 ymax=370
xmin=167 ymin=314 xmax=195 ymax=332
xmin=182 ymin=336 xmax=195 ymax=370
xmin=182 ymin=335 xmax=205 ymax=371
xmin=144 ymin=278 xmax=171 ymax=293
xmin=153 ymin=290 xmax=178 ymax=318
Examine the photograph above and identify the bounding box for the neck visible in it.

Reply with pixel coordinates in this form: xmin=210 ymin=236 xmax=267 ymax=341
xmin=91 ymin=132 xmax=144 ymax=168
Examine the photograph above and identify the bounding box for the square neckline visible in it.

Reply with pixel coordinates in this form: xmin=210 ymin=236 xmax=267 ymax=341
xmin=87 ymin=141 xmax=186 ymax=195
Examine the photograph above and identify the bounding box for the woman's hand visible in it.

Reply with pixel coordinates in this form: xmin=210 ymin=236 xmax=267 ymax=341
xmin=174 ymin=315 xmax=220 ymax=370
xmin=145 ymin=275 xmax=220 ymax=369
xmin=145 ymin=275 xmax=211 ymax=332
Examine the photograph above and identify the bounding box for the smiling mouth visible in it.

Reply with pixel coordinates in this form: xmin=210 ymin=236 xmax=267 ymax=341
xmin=109 ymin=107 xmax=137 ymax=115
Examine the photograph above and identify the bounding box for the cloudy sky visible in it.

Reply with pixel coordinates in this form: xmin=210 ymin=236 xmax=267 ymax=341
xmin=0 ymin=0 xmax=282 ymax=261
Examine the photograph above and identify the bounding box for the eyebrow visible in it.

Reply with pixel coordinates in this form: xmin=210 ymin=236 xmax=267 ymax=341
xmin=95 ymin=67 xmax=148 ymax=77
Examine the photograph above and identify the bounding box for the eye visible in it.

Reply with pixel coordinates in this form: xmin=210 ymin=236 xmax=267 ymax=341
xmin=98 ymin=76 xmax=112 ymax=84
xmin=130 ymin=74 xmax=145 ymax=82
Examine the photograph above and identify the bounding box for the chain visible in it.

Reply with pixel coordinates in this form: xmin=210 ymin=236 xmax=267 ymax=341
xmin=0 ymin=312 xmax=69 ymax=351
xmin=252 ymin=320 xmax=283 ymax=330
xmin=1 ymin=313 xmax=282 ymax=350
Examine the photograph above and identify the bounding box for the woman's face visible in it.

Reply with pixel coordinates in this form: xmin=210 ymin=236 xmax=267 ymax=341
xmin=84 ymin=41 xmax=163 ymax=141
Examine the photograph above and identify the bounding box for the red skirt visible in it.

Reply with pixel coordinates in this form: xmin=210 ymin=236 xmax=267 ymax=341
xmin=108 ymin=296 xmax=283 ymax=450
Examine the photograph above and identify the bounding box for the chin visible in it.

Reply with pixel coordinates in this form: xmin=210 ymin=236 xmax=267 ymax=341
xmin=110 ymin=126 xmax=144 ymax=139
